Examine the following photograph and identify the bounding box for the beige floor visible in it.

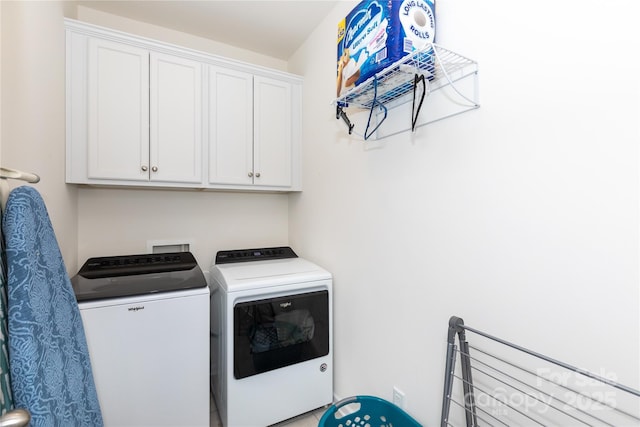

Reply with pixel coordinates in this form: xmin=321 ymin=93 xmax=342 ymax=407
xmin=210 ymin=394 xmax=326 ymax=427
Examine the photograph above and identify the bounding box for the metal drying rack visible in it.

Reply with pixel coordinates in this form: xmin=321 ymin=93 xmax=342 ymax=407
xmin=441 ymin=316 xmax=640 ymax=427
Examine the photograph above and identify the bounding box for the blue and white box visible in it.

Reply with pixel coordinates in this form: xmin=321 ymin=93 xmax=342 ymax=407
xmin=337 ymin=0 xmax=436 ymax=97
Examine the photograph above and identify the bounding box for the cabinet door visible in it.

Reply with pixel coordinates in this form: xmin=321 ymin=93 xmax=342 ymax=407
xmin=208 ymin=66 xmax=254 ymax=185
xmin=87 ymin=38 xmax=149 ymax=181
xmin=150 ymin=53 xmax=203 ymax=184
xmin=254 ymin=76 xmax=292 ymax=187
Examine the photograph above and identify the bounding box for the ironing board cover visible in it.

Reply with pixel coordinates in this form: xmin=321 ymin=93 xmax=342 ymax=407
xmin=3 ymin=186 xmax=103 ymax=426
xmin=0 ymin=208 xmax=14 ymax=414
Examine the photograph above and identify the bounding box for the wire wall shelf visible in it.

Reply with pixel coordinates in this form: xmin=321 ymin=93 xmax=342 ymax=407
xmin=333 ymin=43 xmax=479 ymax=140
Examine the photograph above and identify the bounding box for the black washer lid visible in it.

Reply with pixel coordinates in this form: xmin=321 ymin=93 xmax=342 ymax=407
xmin=71 ymin=252 xmax=206 ymax=302
xmin=77 ymin=252 xmax=198 ymax=279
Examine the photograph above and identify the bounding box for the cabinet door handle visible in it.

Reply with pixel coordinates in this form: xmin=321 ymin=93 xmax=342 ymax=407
xmin=248 ymin=172 xmax=254 ymax=178
xmin=151 ymin=166 xmax=158 ymax=172
xmin=141 ymin=166 xmax=148 ymax=172
xmin=255 ymin=172 xmax=261 ymax=178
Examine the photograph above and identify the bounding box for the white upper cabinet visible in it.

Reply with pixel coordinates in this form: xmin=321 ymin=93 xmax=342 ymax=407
xmin=150 ymin=53 xmax=202 ymax=184
xmin=208 ymin=69 xmax=299 ymax=190
xmin=253 ymin=76 xmax=292 ymax=188
xmin=208 ymin=66 xmax=254 ymax=186
xmin=87 ymin=38 xmax=149 ymax=182
xmin=69 ymin=31 xmax=203 ymax=187
xmin=66 ymin=19 xmax=301 ymax=192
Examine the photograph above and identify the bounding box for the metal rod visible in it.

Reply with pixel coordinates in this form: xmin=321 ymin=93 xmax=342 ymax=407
xmin=468 ymin=344 xmax=639 ymax=422
xmin=448 ymin=396 xmax=500 ymax=427
xmin=464 ymin=355 xmax=604 ymax=426
xmin=449 ymin=317 xmax=478 ymax=427
xmin=335 ymin=106 xmax=354 ymax=135
xmin=441 ymin=342 xmax=458 ymax=427
xmin=452 ymin=373 xmax=547 ymax=426
xmin=364 ymin=69 xmax=478 ymax=111
xmin=443 ymin=317 xmax=640 ymax=426
xmin=460 ymin=324 xmax=640 ymax=398
xmin=459 ymin=340 xmax=478 ymax=427
xmin=376 ymin=105 xmax=479 ymax=140
xmin=0 ymin=167 xmax=40 ymax=183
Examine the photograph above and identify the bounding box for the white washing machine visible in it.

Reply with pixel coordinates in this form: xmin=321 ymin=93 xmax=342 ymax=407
xmin=72 ymin=252 xmax=210 ymax=427
xmin=210 ymin=247 xmax=332 ymax=427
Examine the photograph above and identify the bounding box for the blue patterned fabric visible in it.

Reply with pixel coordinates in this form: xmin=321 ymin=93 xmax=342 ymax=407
xmin=0 ymin=208 xmax=15 ymax=414
xmin=2 ymin=186 xmax=103 ymax=427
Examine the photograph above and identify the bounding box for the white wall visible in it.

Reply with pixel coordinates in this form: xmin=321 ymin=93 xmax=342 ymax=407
xmin=1 ymin=1 xmax=79 ymax=272
xmin=75 ymin=6 xmax=289 ymax=72
xmin=288 ymin=0 xmax=640 ymax=424
xmin=77 ymin=187 xmax=289 ymax=274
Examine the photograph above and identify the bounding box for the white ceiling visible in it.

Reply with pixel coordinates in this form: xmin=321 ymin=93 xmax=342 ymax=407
xmin=75 ymin=0 xmax=339 ymax=60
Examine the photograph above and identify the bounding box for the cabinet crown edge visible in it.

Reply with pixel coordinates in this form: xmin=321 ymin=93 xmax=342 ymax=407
xmin=64 ymin=18 xmax=303 ymax=84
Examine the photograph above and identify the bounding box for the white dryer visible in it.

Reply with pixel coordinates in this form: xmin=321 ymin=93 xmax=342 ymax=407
xmin=210 ymin=247 xmax=332 ymax=427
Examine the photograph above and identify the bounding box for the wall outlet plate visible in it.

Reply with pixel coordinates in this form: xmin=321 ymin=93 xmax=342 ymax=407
xmin=147 ymin=239 xmax=193 ymax=254
xmin=392 ymin=386 xmax=405 ymax=409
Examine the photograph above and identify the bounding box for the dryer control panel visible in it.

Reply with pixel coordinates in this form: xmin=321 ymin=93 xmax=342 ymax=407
xmin=215 ymin=246 xmax=297 ymax=264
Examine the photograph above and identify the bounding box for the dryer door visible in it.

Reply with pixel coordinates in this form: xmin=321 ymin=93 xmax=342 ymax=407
xmin=233 ymin=290 xmax=329 ymax=379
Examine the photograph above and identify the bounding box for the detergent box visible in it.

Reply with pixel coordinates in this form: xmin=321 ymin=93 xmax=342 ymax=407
xmin=337 ymin=0 xmax=436 ymax=97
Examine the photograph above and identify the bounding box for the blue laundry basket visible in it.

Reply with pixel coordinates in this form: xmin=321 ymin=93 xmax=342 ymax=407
xmin=319 ymin=395 xmax=422 ymax=427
